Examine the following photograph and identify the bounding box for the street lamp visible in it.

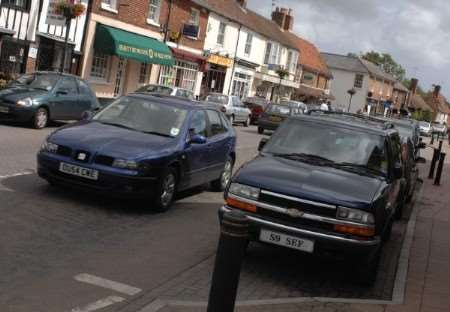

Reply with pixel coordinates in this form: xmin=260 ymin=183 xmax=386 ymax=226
xmin=55 ymin=1 xmax=86 ymax=73
xmin=347 ymin=88 xmax=356 ymax=112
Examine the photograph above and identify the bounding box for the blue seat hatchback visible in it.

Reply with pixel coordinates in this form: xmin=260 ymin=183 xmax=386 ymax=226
xmin=37 ymin=94 xmax=236 ymax=211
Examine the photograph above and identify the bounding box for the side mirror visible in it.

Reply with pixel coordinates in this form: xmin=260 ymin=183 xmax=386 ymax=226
xmin=258 ymin=138 xmax=269 ymax=151
xmin=418 ymin=142 xmax=426 ymax=149
xmin=190 ymin=134 xmax=207 ymax=144
xmin=415 ymin=157 xmax=426 ymax=164
xmin=393 ymin=162 xmax=403 ymax=179
xmin=81 ymin=110 xmax=93 ymax=121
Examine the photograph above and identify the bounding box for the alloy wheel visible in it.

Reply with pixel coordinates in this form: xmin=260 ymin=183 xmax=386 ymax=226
xmin=160 ymin=173 xmax=176 ymax=206
xmin=221 ymin=160 xmax=233 ymax=189
xmin=35 ymin=109 xmax=48 ymax=129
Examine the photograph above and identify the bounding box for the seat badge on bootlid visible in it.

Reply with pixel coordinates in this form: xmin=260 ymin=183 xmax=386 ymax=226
xmin=286 ymin=208 xmax=304 ymax=218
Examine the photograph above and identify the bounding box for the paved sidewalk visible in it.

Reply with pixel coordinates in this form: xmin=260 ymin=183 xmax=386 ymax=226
xmin=133 ymin=138 xmax=450 ymax=312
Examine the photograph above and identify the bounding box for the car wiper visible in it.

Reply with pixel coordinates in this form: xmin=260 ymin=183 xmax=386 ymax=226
xmin=333 ymin=163 xmax=386 ymax=177
xmin=272 ymin=153 xmax=334 ymax=164
xmin=141 ymin=130 xmax=172 ymax=137
xmin=99 ymin=121 xmax=135 ymax=130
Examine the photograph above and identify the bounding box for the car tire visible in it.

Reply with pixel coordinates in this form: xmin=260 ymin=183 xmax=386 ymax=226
xmin=257 ymin=127 xmax=264 ymax=134
xmin=211 ymin=157 xmax=234 ymax=192
xmin=394 ymin=196 xmax=405 ymax=220
xmin=382 ymin=219 xmax=393 ymax=242
xmin=243 ymin=116 xmax=250 ymax=127
xmin=153 ymin=168 xmax=177 ymax=213
xmin=355 ymin=247 xmax=382 ymax=286
xmin=32 ymin=107 xmax=49 ymax=129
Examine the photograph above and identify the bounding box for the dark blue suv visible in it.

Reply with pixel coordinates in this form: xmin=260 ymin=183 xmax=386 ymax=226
xmin=37 ymin=94 xmax=236 ymax=211
xmin=221 ymin=114 xmax=404 ymax=285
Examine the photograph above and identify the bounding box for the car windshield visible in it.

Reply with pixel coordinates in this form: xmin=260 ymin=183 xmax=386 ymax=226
xmin=13 ymin=74 xmax=58 ymax=91
xmin=267 ymin=104 xmax=291 ymax=116
xmin=206 ymin=94 xmax=228 ymax=104
xmin=93 ymin=96 xmax=188 ymax=137
xmin=263 ymin=119 xmax=389 ymax=176
xmin=136 ymin=85 xmax=173 ymax=95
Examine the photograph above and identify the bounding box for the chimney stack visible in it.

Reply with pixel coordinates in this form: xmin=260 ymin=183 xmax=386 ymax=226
xmin=236 ymin=0 xmax=247 ymax=8
xmin=271 ymin=7 xmax=294 ymax=31
xmin=410 ymin=78 xmax=418 ymax=95
xmin=433 ymin=85 xmax=441 ymax=98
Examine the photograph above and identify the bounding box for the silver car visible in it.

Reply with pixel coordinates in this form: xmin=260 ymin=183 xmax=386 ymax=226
xmin=419 ymin=121 xmax=432 ymax=136
xmin=136 ymin=84 xmax=195 ymax=100
xmin=205 ymin=93 xmax=251 ymax=126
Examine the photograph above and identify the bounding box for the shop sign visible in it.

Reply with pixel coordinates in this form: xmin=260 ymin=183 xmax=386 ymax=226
xmin=46 ymin=0 xmax=66 ymax=26
xmin=207 ymin=54 xmax=233 ymax=67
xmin=28 ymin=47 xmax=38 ymax=59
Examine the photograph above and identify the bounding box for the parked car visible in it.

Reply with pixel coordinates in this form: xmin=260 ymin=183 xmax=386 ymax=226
xmin=280 ymin=100 xmax=308 ymax=113
xmin=221 ymin=114 xmax=405 ymax=285
xmin=419 ymin=121 xmax=432 ymax=136
xmin=431 ymin=122 xmax=446 ymax=136
xmin=257 ymin=102 xmax=304 ymax=134
xmin=0 ymin=72 xmax=99 ymax=129
xmin=37 ymin=94 xmax=236 ymax=212
xmin=242 ymin=97 xmax=270 ymax=125
xmin=135 ymin=84 xmax=195 ymax=100
xmin=204 ymin=93 xmax=251 ymax=126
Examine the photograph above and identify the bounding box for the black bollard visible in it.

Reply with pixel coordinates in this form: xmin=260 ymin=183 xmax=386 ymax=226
xmin=434 ymin=153 xmax=446 ymax=185
xmin=428 ymin=148 xmax=440 ymax=179
xmin=207 ymin=210 xmax=249 ymax=312
xmin=438 ymin=140 xmax=443 ymax=154
xmin=430 ymin=133 xmax=435 ymax=145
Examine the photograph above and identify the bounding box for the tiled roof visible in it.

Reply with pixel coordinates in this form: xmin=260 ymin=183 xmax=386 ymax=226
xmin=284 ymin=33 xmax=332 ymax=78
xmin=424 ymin=93 xmax=450 ymax=114
xmin=320 ymin=53 xmax=369 ymax=74
xmin=394 ymin=81 xmax=409 ymax=92
xmin=409 ymin=94 xmax=432 ymax=111
xmin=360 ymin=59 xmax=396 ymax=82
xmin=192 ymin=0 xmax=299 ymax=50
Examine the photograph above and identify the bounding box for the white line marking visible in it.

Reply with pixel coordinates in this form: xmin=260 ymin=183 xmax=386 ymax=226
xmin=0 ymin=170 xmax=34 ymax=180
xmin=74 ymin=273 xmax=142 ymax=296
xmin=69 ymin=296 xmax=125 ymax=312
xmin=136 ymin=299 xmax=166 ymax=312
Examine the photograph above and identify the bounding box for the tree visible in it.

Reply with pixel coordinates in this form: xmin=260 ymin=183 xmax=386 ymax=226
xmin=347 ymin=50 xmax=406 ymax=81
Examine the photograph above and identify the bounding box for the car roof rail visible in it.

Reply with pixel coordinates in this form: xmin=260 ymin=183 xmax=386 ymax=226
xmin=307 ymin=109 xmax=395 ymax=130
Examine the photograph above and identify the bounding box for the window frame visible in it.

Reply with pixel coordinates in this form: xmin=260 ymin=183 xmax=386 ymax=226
xmin=147 ymin=0 xmax=161 ymax=25
xmin=189 ymin=109 xmax=208 ymax=138
xmin=354 ymin=73 xmax=364 ymax=89
xmin=244 ymin=32 xmax=253 ymax=56
xmin=2 ymin=0 xmax=31 ymax=11
xmin=101 ymin=0 xmax=118 ymax=13
xmin=139 ymin=63 xmax=151 ymax=84
xmin=89 ymin=51 xmax=110 ymax=82
xmin=189 ymin=8 xmax=200 ymax=26
xmin=217 ymin=22 xmax=226 ymax=45
xmin=55 ymin=77 xmax=79 ymax=95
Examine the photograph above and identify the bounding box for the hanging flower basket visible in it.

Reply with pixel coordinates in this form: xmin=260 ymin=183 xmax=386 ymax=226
xmin=55 ymin=1 xmax=86 ymax=19
xmin=276 ymin=68 xmax=289 ymax=80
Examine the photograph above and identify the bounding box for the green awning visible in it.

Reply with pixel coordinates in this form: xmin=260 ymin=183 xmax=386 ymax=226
xmin=94 ymin=24 xmax=174 ymax=66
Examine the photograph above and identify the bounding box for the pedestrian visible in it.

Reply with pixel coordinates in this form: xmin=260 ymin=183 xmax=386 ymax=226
xmin=320 ymin=101 xmax=329 ymax=111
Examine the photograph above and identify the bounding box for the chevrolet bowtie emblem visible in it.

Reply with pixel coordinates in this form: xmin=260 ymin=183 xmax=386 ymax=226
xmin=286 ymin=208 xmax=304 ymax=218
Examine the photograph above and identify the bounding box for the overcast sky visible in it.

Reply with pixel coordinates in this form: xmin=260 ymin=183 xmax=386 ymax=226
xmin=248 ymin=0 xmax=450 ymax=97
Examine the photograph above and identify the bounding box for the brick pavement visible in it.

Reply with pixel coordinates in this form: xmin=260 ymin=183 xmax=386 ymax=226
xmin=130 ymin=138 xmax=450 ymax=312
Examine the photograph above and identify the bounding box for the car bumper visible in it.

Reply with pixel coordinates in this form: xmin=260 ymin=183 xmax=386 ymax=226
xmin=219 ymin=206 xmax=381 ymax=256
xmin=0 ymin=104 xmax=34 ymax=122
xmin=37 ymin=153 xmax=158 ymax=197
xmin=258 ymin=119 xmax=281 ymax=131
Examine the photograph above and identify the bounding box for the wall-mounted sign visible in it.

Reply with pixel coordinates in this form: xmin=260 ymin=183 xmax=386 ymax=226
xmin=28 ymin=47 xmax=38 ymax=59
xmin=207 ymin=54 xmax=233 ymax=67
xmin=46 ymin=0 xmax=66 ymax=26
xmin=9 ymin=56 xmax=16 ymax=63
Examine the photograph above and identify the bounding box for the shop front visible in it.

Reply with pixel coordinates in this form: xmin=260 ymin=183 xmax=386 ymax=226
xmin=84 ymin=23 xmax=174 ymax=100
xmin=159 ymin=47 xmax=206 ymax=97
xmin=0 ymin=35 xmax=28 ymax=75
xmin=253 ymin=71 xmax=300 ymax=102
xmin=201 ymin=53 xmax=233 ymax=97
xmin=230 ymin=58 xmax=258 ymax=99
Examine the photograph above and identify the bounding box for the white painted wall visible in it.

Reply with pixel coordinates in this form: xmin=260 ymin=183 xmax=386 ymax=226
xmin=328 ymin=68 xmax=369 ymax=113
xmin=204 ymin=13 xmax=239 ymax=58
xmin=0 ymin=0 xmax=39 ymax=41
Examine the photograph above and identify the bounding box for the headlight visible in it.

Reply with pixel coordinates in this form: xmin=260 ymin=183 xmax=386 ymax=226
xmin=16 ymin=98 xmax=34 ymax=107
xmin=112 ymin=159 xmax=138 ymax=170
xmin=337 ymin=206 xmax=374 ymax=224
xmin=40 ymin=141 xmax=59 ymax=153
xmin=228 ymin=183 xmax=260 ymax=200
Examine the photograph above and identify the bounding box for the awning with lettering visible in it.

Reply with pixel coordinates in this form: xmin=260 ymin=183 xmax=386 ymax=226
xmin=94 ymin=24 xmax=174 ymax=66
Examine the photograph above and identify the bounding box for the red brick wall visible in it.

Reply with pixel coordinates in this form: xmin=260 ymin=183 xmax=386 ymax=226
xmin=25 ymin=57 xmax=36 ymax=73
xmin=92 ymin=0 xmax=207 ymax=50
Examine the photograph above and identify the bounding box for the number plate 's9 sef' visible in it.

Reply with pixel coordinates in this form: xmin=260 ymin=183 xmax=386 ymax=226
xmin=259 ymin=229 xmax=314 ymax=253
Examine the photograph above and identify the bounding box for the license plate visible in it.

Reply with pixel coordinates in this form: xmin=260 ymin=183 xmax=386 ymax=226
xmin=0 ymin=106 xmax=9 ymax=113
xmin=259 ymin=229 xmax=314 ymax=253
xmin=269 ymin=116 xmax=282 ymax=122
xmin=59 ymin=162 xmax=99 ymax=180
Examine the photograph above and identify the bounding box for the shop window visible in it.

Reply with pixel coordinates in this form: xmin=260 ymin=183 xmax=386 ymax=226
xmin=148 ymin=0 xmax=161 ymax=24
xmin=217 ymin=22 xmax=226 ymax=45
xmin=244 ymin=33 xmax=253 ymax=56
xmin=139 ymin=63 xmax=151 ymax=84
xmin=160 ymin=60 xmax=198 ymax=92
xmin=231 ymin=72 xmax=251 ymax=99
xmin=354 ymin=74 xmax=364 ymax=88
xmin=90 ymin=51 xmax=110 ymax=81
xmin=101 ymin=0 xmax=117 ymax=12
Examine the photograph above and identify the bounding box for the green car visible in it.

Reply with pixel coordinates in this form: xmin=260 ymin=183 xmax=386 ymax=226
xmin=0 ymin=72 xmax=100 ymax=129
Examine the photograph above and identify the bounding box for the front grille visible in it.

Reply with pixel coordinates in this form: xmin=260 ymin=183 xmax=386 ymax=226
xmin=56 ymin=145 xmax=72 ymax=157
xmin=259 ymin=192 xmax=336 ymax=218
xmin=74 ymin=150 xmax=91 ymax=163
xmin=94 ymin=155 xmax=114 ymax=166
xmin=257 ymin=208 xmax=334 ymax=232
